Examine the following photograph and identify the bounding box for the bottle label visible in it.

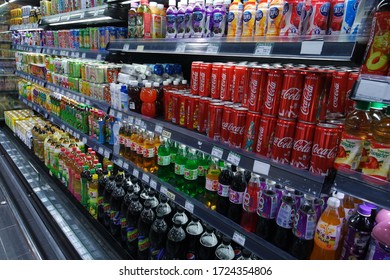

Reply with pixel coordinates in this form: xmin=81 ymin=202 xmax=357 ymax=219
xmin=97 ymin=196 xmax=104 ymax=206
xmin=344 ymin=207 xmax=355 ymax=222
xmin=125 ymin=138 xmax=132 ymax=148
xmin=292 ymin=209 xmax=317 ymax=240
xmin=121 ymin=217 xmax=127 ymax=229
xmin=138 ymin=236 xmax=150 ymax=252
xmin=359 ymin=139 xmax=371 ymax=168
xmin=131 ymin=142 xmax=138 ymax=152
xmin=184 ymin=168 xmax=198 ymax=180
xmin=334 ymin=134 xmax=364 ymax=170
xmin=217 ymin=183 xmax=230 ymax=197
xmin=362 ymin=140 xmax=390 ymax=181
xmin=343 ymin=228 xmax=371 ymax=252
xmin=103 ymin=202 xmax=110 ymax=213
xmin=127 ymin=227 xmax=138 ymax=242
xmin=198 ymin=165 xmax=207 ymax=176
xmin=143 ymin=147 xmax=155 ymax=158
xmin=314 ymin=220 xmax=341 ymax=250
xmin=242 ymin=188 xmax=259 ymax=213
xmin=174 ymin=163 xmax=185 ymax=175
xmin=158 ymin=155 xmax=171 ymax=166
xmin=205 ymin=178 xmax=219 ymax=192
xmin=257 ymin=192 xmax=278 ymax=219
xmin=276 ymin=202 xmax=295 ymax=229
xmin=110 ymin=210 xmax=118 ymax=220
xmin=129 ymin=102 xmax=136 ymax=110
xmin=137 ymin=144 xmax=144 ymax=155
xmin=192 ymin=11 xmax=205 ymax=37
xmin=228 ymin=189 xmax=244 ymax=204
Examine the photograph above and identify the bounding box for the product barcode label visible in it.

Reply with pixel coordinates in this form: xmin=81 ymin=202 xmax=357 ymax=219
xmin=154 ymin=125 xmax=163 ymax=134
xmin=142 ymin=173 xmax=150 ymax=183
xmin=123 ymin=162 xmax=129 ymax=170
xmin=211 ymin=146 xmax=224 ymax=159
xmin=123 ymin=44 xmax=130 ymax=51
xmin=175 ymin=43 xmax=186 ymax=53
xmin=104 ymin=149 xmax=111 ymax=159
xmin=232 ymin=231 xmax=246 ymax=246
xmin=185 ymin=200 xmax=194 ymax=214
xmin=161 ymin=130 xmax=171 ymax=139
xmin=227 ymin=152 xmax=241 ymax=166
xmin=254 ymin=43 xmax=273 ymax=56
xmin=133 ymin=169 xmax=139 ymax=178
xmin=206 ymin=44 xmax=220 ymax=54
xmin=149 ymin=179 xmax=157 ymax=190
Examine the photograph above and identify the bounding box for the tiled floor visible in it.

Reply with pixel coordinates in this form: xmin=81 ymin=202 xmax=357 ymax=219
xmin=0 ymin=184 xmax=39 ymax=260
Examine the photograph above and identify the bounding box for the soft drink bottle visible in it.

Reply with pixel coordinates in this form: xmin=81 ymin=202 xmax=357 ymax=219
xmin=183 ymin=148 xmax=199 ymax=197
xmin=136 ymin=129 xmax=146 ymax=168
xmin=290 ymin=194 xmax=317 ymax=260
xmin=103 ymin=176 xmax=116 ymax=228
xmin=126 ymin=195 xmax=143 ymax=258
xmin=145 ymin=189 xmax=159 ymax=211
xmin=216 ymin=162 xmax=233 ymax=216
xmin=97 ymin=169 xmax=109 ymax=223
xmin=143 ymin=131 xmax=157 ymax=173
xmin=156 ymin=195 xmax=173 ymax=228
xmin=73 ymin=160 xmax=84 ymax=201
xmin=110 ymin=181 xmax=126 ymax=239
xmin=174 ymin=144 xmax=186 ymax=190
xmin=215 ymin=236 xmax=235 ymax=260
xmin=197 ymin=152 xmax=210 ymax=198
xmin=273 ymin=188 xmax=297 ymax=250
xmin=128 ymin=80 xmax=142 ymax=113
xmin=366 ymin=221 xmax=390 ymax=260
xmin=157 ymin=137 xmax=171 ymax=181
xmin=172 ymin=205 xmax=189 ymax=228
xmin=137 ymin=201 xmax=155 ymax=260
xmin=203 ymin=157 xmax=220 ymax=210
xmin=198 ymin=225 xmax=218 ymax=260
xmin=121 ymin=184 xmax=135 ymax=245
xmin=340 ymin=204 xmax=373 ymax=260
xmin=185 ymin=215 xmax=204 ymax=259
xmin=255 ymin=187 xmax=278 ymax=242
xmin=237 ymin=249 xmax=252 ymax=260
xmin=240 ymin=173 xmax=261 ymax=232
xmin=139 ymin=183 xmax=151 ymax=205
xmin=227 ymin=169 xmax=247 ymax=224
xmin=310 ymin=197 xmax=342 ymax=260
xmin=332 ymin=191 xmax=347 ymax=258
xmin=130 ymin=126 xmax=139 ymax=163
xmin=169 ymin=140 xmax=178 ymax=173
xmin=149 ymin=212 xmax=168 ymax=260
xmin=165 ymin=220 xmax=187 ymax=260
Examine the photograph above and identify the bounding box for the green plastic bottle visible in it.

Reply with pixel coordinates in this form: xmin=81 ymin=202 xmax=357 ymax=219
xmin=183 ymin=148 xmax=199 ymax=197
xmin=157 ymin=137 xmax=171 ymax=182
xmin=197 ymin=151 xmax=210 ymax=198
xmin=89 ymin=170 xmax=99 ymax=219
xmin=174 ymin=144 xmax=187 ymax=190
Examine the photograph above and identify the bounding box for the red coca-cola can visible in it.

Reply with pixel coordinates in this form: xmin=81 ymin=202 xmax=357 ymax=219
xmin=228 ymin=107 xmax=248 ymax=148
xmin=220 ymin=104 xmax=235 ymax=144
xmin=163 ymin=89 xmax=174 ymax=121
xmin=198 ymin=96 xmax=212 ymax=133
xmin=298 ymin=71 xmax=325 ymax=124
xmin=318 ymin=69 xmax=334 ymax=122
xmin=327 ymin=119 xmax=345 ymax=138
xmin=207 ymin=102 xmax=224 ymax=141
xmin=290 ymin=121 xmax=316 ymax=169
xmin=220 ymin=64 xmax=235 ymax=101
xmin=309 ymin=123 xmax=340 ymax=176
xmin=278 ymin=70 xmax=304 ymax=120
xmin=210 ymin=63 xmax=224 ymax=99
xmin=231 ymin=65 xmax=250 ymax=103
xmin=262 ymin=69 xmax=284 ymax=116
xmin=247 ymin=67 xmax=268 ymax=112
xmin=190 ymin=61 xmax=202 ymax=95
xmin=242 ymin=111 xmax=262 ymax=152
xmin=171 ymin=91 xmax=181 ymax=124
xmin=186 ymin=95 xmax=200 ymax=130
xmin=255 ymin=114 xmax=277 ymax=157
xmin=327 ymin=70 xmax=349 ymax=118
xmin=271 ymin=118 xmax=296 ymax=164
xmin=179 ymin=93 xmax=190 ymax=127
xmin=199 ymin=62 xmax=212 ymax=97
xmin=345 ymin=72 xmax=359 ymax=115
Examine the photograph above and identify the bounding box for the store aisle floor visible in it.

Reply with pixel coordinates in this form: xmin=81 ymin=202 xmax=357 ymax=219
xmin=0 ymin=183 xmax=40 ymax=260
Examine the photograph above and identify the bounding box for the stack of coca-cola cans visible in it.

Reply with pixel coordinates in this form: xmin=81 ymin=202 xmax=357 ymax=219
xmin=164 ymin=61 xmax=360 ymax=176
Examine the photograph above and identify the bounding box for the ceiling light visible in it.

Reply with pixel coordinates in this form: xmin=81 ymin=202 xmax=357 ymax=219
xmin=49 ymin=16 xmax=113 ymax=26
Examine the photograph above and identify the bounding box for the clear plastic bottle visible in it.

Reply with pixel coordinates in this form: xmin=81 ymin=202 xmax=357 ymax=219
xmin=157 ymin=137 xmax=171 ymax=181
xmin=240 ymin=173 xmax=260 ymax=232
xmin=143 ymin=131 xmax=157 ymax=173
xmin=216 ymin=162 xmax=233 ymax=216
xmin=215 ymin=236 xmax=235 ymax=260
xmin=137 ymin=0 xmax=152 ymax=38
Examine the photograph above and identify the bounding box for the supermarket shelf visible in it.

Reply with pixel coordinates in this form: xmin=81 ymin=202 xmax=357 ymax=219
xmin=0 ymin=74 xmax=15 ymax=77
xmin=9 ymin=23 xmax=41 ymax=31
xmin=107 ymin=36 xmax=366 ymax=62
xmin=111 ymin=153 xmax=295 ymax=260
xmin=109 ymin=108 xmax=327 ymax=197
xmin=0 ymin=90 xmax=18 ymax=95
xmin=0 ymin=40 xmax=12 ymax=43
xmin=352 ymin=74 xmax=390 ymax=104
xmin=15 ymin=70 xmax=46 ymax=87
xmin=0 ymin=57 xmax=15 ymax=60
xmin=12 ymin=44 xmax=43 ymax=53
xmin=334 ymin=168 xmax=390 ymax=210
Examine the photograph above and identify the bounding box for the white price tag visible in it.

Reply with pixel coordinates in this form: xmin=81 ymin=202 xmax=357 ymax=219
xmin=253 ymin=160 xmax=271 ymax=176
xmin=35 ymin=48 xmax=40 ymax=54
xmin=96 ymin=54 xmax=102 ymax=60
xmin=211 ymin=146 xmax=224 ymax=159
xmin=86 ymin=100 xmax=91 ymax=106
xmin=133 ymin=169 xmax=139 ymax=178
xmin=128 ymin=116 xmax=134 ymax=124
xmin=75 ymin=133 xmax=80 ymax=139
xmin=98 ymin=147 xmax=104 ymax=155
xmin=166 ymin=190 xmax=176 ymax=201
xmin=300 ymin=40 xmax=324 ymax=55
xmin=123 ymin=44 xmax=130 ymax=51
xmin=65 ymin=51 xmax=70 ymax=57
xmin=227 ymin=152 xmax=241 ymax=166
xmin=185 ymin=200 xmax=194 ymax=214
xmin=142 ymin=173 xmax=150 ymax=183
xmin=71 ymin=52 xmax=75 ymax=57
xmin=150 ymin=179 xmax=157 ymax=190
xmin=154 ymin=125 xmax=163 ymax=134
xmin=82 ymin=53 xmax=86 ymax=58
xmin=116 ymin=112 xmax=122 ymax=120
xmin=161 ymin=130 xmax=171 ymax=139
xmin=104 ymin=149 xmax=111 ymax=159
xmin=75 ymin=52 xmax=80 ymax=58
xmin=116 ymin=158 xmax=123 ymax=168
xmin=136 ymin=45 xmax=144 ymax=52
xmin=65 ymin=127 xmax=70 ymax=133
xmin=135 ymin=118 xmax=141 ymax=126
xmin=61 ymin=124 xmax=65 ymax=130
xmin=176 ymin=43 xmax=186 ymax=53
xmin=206 ymin=44 xmax=220 ymax=54
xmin=160 ymin=186 xmax=168 ymax=195
xmin=232 ymin=231 xmax=246 ymax=246
xmin=50 ymin=117 xmax=53 ymax=122
xmin=123 ymin=162 xmax=129 ymax=170
xmin=355 ymin=79 xmax=390 ymax=102
xmin=254 ymin=43 xmax=273 ymax=56
xmin=82 ymin=137 xmax=87 ymax=144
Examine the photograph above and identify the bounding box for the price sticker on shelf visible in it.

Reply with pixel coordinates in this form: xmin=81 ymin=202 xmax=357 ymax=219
xmin=82 ymin=137 xmax=87 ymax=144
xmin=115 ymin=158 xmax=123 ymax=168
xmin=80 ymin=96 xmax=85 ymax=103
xmin=133 ymin=169 xmax=139 ymax=178
xmin=254 ymin=43 xmax=273 ymax=56
xmin=81 ymin=53 xmax=86 ymax=59
xmin=104 ymin=149 xmax=111 ymax=159
xmin=253 ymin=160 xmax=271 ymax=176
xmin=211 ymin=146 xmax=224 ymax=159
xmin=154 ymin=124 xmax=163 ymax=134
xmin=71 ymin=52 xmax=75 ymax=57
xmin=166 ymin=190 xmax=176 ymax=201
xmin=176 ymin=43 xmax=186 ymax=53
xmin=127 ymin=116 xmax=134 ymax=124
xmin=232 ymin=231 xmax=246 ymax=247
xmin=123 ymin=44 xmax=130 ymax=51
xmin=135 ymin=118 xmax=141 ymax=126
xmin=206 ymin=44 xmax=220 ymax=54
xmin=50 ymin=116 xmax=53 ymax=122
xmin=123 ymin=162 xmax=129 ymax=170
xmin=300 ymin=40 xmax=324 ymax=55
xmin=75 ymin=133 xmax=80 ymax=139
xmin=61 ymin=124 xmax=65 ymax=130
xmin=65 ymin=127 xmax=70 ymax=133
xmin=23 ymin=99 xmax=27 ymax=104
xmin=98 ymin=147 xmax=104 ymax=155
xmin=35 ymin=48 xmax=40 ymax=54
xmin=85 ymin=100 xmax=91 ymax=106
xmin=227 ymin=152 xmax=241 ymax=166
xmin=160 ymin=186 xmax=168 ymax=196
xmin=142 ymin=173 xmax=150 ymax=184
xmin=96 ymin=54 xmax=102 ymax=60
xmin=185 ymin=200 xmax=194 ymax=214
xmin=75 ymin=52 xmax=80 ymax=58
xmin=161 ymin=129 xmax=171 ymax=139
xmin=149 ymin=179 xmax=157 ymax=190
xmin=136 ymin=45 xmax=144 ymax=52
xmin=116 ymin=112 xmax=122 ymax=120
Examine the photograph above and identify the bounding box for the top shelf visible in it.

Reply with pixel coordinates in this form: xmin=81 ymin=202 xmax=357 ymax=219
xmin=107 ymin=36 xmax=367 ymax=63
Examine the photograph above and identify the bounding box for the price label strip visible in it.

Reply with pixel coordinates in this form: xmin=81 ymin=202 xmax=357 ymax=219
xmin=227 ymin=152 xmax=241 ymax=166
xmin=254 ymin=43 xmax=274 ymax=56
xmin=133 ymin=169 xmax=139 ymax=178
xmin=149 ymin=179 xmax=157 ymax=190
xmin=142 ymin=173 xmax=150 ymax=184
xmin=232 ymin=231 xmax=246 ymax=247
xmin=185 ymin=200 xmax=194 ymax=214
xmin=211 ymin=146 xmax=224 ymax=159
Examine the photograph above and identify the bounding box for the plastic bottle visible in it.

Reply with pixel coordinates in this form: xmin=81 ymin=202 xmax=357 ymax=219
xmin=58 ymin=148 xmax=68 ymax=186
xmin=156 ymin=194 xmax=173 ymax=228
xmin=88 ymin=171 xmax=99 ymax=219
xmin=227 ymin=0 xmax=243 ymax=37
xmin=362 ymin=106 xmax=390 ymax=181
xmin=73 ymin=160 xmax=83 ymax=201
xmin=172 ymin=205 xmax=189 ymax=228
xmin=120 ymin=184 xmax=135 ymax=244
xmin=265 ymin=0 xmax=283 ymax=36
xmin=128 ymin=80 xmax=142 ymax=113
xmin=128 ymin=2 xmax=138 ymax=38
xmin=139 ymin=183 xmax=151 ymax=205
xmin=227 ymin=169 xmax=246 ymax=223
xmin=185 ymin=0 xmax=195 ymax=38
xmin=255 ymin=186 xmax=278 ymax=242
xmin=198 ymin=224 xmax=218 ymax=259
xmin=143 ymin=131 xmax=157 ymax=173
xmin=150 ymin=2 xmax=161 ymax=38
xmin=169 ymin=140 xmax=178 ymax=174
xmin=174 ymin=144 xmax=186 ymax=190
xmin=130 ymin=126 xmax=139 ymax=163
xmin=216 ymin=162 xmax=233 ymax=216
xmin=158 ymin=4 xmax=167 ymax=38
xmin=215 ymin=236 xmax=235 ymax=260
xmin=183 ymin=148 xmax=199 ymax=197
xmin=366 ymin=221 xmax=390 ymax=260
xmin=185 ymin=215 xmax=204 ymax=259
xmin=310 ymin=197 xmax=342 ymax=260
xmin=165 ymin=220 xmax=187 ymax=259
xmin=192 ymin=0 xmax=206 ymax=37
xmin=136 ymin=129 xmax=146 ymax=168
xmin=211 ymin=0 xmax=226 ymax=37
xmin=343 ymin=194 xmax=356 ymax=223
xmin=204 ymin=0 xmax=214 ymax=37
xmin=103 ymin=176 xmax=116 ymax=228
xmin=137 ymin=0 xmax=152 ymax=38
xmin=334 ymin=101 xmax=372 ymax=171
xmin=340 ymin=204 xmax=373 ymax=259
xmin=203 ymin=157 xmax=220 ymax=210
xmin=126 ymin=195 xmax=143 ymax=258
xmin=242 ymin=0 xmax=256 ymax=37
xmin=166 ymin=0 xmax=178 ymax=38
xmin=137 ymin=201 xmax=155 ymax=260
xmin=240 ymin=173 xmax=260 ymax=232
xmin=237 ymin=248 xmax=252 ymax=260
xmin=157 ymin=137 xmax=171 ymax=181
xmin=177 ymin=1 xmax=187 ymax=38
xmin=254 ymin=0 xmax=269 ymax=36
xmin=196 ymin=152 xmax=209 ymax=196
xmin=146 ymin=189 xmax=159 ymax=211
xmin=149 ymin=212 xmax=168 ymax=260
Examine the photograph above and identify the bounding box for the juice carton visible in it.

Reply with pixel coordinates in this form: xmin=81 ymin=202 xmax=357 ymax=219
xmin=306 ymin=0 xmax=331 ymax=36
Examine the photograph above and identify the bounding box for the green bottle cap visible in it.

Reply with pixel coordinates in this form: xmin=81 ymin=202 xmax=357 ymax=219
xmin=370 ymin=102 xmax=386 ymax=109
xmin=356 ymin=101 xmax=371 ymax=111
xmin=90 ymin=169 xmax=96 ymax=174
xmin=386 ymin=106 xmax=390 ymax=116
xmin=96 ymin=163 xmax=102 ymax=168
xmin=83 ymin=165 xmax=89 ymax=170
xmin=107 ymin=165 xmax=113 ymax=170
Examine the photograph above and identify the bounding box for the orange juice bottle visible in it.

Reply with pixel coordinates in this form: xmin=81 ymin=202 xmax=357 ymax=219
xmin=254 ymin=0 xmax=269 ymax=36
xmin=143 ymin=131 xmax=157 ymax=173
xmin=310 ymin=197 xmax=342 ymax=260
xmin=130 ymin=125 xmax=139 ymax=163
xmin=265 ymin=0 xmax=283 ymax=36
xmin=136 ymin=129 xmax=146 ymax=168
xmin=227 ymin=0 xmax=243 ymax=37
xmin=332 ymin=191 xmax=346 ymax=259
xmin=242 ymin=0 xmax=256 ymax=37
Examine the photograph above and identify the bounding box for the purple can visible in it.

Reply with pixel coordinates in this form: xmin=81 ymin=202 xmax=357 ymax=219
xmin=257 ymin=189 xmax=278 ymax=219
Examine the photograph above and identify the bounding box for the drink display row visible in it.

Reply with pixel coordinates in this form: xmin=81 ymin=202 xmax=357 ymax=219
xmin=39 ymin=0 xmax=105 ymax=17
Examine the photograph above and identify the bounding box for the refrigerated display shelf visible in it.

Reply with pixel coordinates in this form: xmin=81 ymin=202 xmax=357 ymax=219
xmin=352 ymin=74 xmax=390 ymax=104
xmin=108 ymin=37 xmax=366 ymax=63
xmin=9 ymin=23 xmax=40 ymax=31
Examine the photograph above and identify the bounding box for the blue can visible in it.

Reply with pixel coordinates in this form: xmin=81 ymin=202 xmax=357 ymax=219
xmin=98 ymin=27 xmax=107 ymax=50
xmin=116 ymin=27 xmax=128 ymax=39
xmin=72 ymin=29 xmax=80 ymax=49
xmin=108 ymin=26 xmax=117 ymax=42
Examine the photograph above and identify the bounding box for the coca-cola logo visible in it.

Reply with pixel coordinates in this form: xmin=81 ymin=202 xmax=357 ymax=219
xmin=192 ymin=71 xmax=198 ymax=91
xmin=199 ymin=72 xmax=205 ymax=93
xmin=273 ymin=137 xmax=293 ymax=149
xmin=281 ymin=87 xmax=301 ymax=100
xmin=222 ymin=122 xmax=245 ymax=135
xmin=311 ymin=144 xmax=338 ymax=159
xmin=293 ymin=139 xmax=312 ymax=153
xmin=211 ymin=73 xmax=217 ymax=94
xmin=248 ymin=79 xmax=258 ymax=106
xmin=300 ymin=84 xmax=313 ymax=115
xmin=265 ymin=82 xmax=277 ymax=109
xmin=332 ymin=83 xmax=339 ymax=108
xmin=256 ymin=127 xmax=265 ymax=151
xmin=220 ymin=72 xmax=227 ymax=97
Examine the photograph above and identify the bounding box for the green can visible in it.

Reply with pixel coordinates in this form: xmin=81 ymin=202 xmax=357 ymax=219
xmin=84 ymin=28 xmax=90 ymax=50
xmin=53 ymin=31 xmax=59 ymax=48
